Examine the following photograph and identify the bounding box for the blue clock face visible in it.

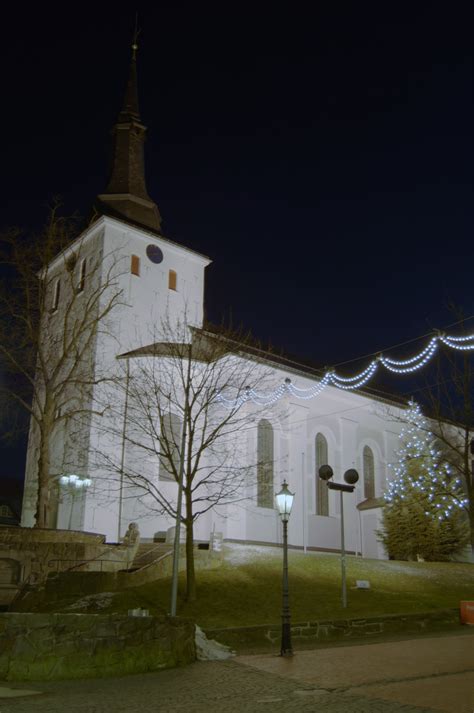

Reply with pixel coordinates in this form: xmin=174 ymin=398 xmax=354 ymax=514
xmin=146 ymin=244 xmax=164 ymax=264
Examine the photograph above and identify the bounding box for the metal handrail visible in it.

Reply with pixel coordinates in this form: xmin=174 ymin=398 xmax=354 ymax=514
xmin=128 ymin=549 xmax=173 ymax=574
xmin=47 ymin=558 xmax=125 ymax=573
xmin=131 ymin=543 xmax=172 ymax=565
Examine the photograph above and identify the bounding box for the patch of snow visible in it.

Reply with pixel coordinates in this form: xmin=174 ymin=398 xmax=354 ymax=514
xmin=223 ymin=543 xmax=281 ymax=564
xmin=223 ymin=542 xmax=341 ymax=564
xmin=372 ymin=560 xmax=474 ymax=581
xmin=195 ymin=625 xmax=235 ymax=661
xmin=65 ymin=592 xmax=116 ymax=611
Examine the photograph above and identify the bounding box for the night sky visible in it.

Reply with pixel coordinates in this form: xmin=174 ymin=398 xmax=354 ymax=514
xmin=1 ymin=4 xmax=473 ymax=488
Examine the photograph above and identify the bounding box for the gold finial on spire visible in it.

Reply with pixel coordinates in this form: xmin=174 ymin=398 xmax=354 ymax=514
xmin=132 ymin=14 xmax=140 ymax=60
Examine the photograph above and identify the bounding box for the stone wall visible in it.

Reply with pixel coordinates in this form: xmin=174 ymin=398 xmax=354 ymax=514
xmin=0 ymin=612 xmax=195 ymax=681
xmin=205 ymin=608 xmax=461 ymax=650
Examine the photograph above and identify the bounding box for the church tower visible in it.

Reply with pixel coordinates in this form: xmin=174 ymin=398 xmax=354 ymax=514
xmin=89 ymin=43 xmax=211 ymax=353
xmin=21 ymin=42 xmax=211 ymax=537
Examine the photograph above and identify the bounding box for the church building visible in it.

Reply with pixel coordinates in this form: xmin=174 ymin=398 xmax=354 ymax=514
xmin=21 ymin=46 xmax=408 ymax=559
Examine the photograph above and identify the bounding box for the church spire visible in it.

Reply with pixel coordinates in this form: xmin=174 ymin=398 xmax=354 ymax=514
xmin=119 ymin=38 xmax=140 ymax=122
xmin=96 ymin=37 xmax=162 ymax=234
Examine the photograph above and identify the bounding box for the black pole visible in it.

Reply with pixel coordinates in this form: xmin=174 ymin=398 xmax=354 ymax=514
xmin=280 ymin=518 xmax=293 ymax=656
xmin=340 ymin=489 xmax=347 ymax=608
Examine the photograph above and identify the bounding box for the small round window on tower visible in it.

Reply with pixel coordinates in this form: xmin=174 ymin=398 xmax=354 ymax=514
xmin=146 ymin=244 xmax=164 ymax=264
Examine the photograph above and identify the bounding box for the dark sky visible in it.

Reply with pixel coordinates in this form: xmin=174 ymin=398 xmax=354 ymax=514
xmin=1 ymin=4 xmax=473 ymax=484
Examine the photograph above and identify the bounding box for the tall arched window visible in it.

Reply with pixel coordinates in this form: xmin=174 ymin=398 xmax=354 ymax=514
xmin=315 ymin=433 xmax=329 ymax=516
xmin=257 ymin=419 xmax=274 ymax=508
xmin=159 ymin=412 xmax=183 ymax=481
xmin=363 ymin=445 xmax=375 ymax=499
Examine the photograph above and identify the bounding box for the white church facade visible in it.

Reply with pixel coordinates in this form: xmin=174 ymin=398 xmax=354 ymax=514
xmin=21 ymin=48 xmax=408 ymax=559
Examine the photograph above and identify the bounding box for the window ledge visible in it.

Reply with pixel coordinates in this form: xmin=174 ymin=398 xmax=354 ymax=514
xmin=357 ymin=497 xmax=385 ymax=511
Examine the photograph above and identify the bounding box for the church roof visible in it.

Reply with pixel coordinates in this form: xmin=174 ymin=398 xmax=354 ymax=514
xmin=117 ymin=323 xmax=409 ymax=410
xmin=95 ymin=42 xmax=162 ymax=235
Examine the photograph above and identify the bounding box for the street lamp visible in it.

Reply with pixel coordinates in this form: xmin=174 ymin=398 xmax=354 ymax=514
xmin=275 ymin=480 xmax=295 ymax=657
xmin=319 ymin=466 xmax=359 ymax=608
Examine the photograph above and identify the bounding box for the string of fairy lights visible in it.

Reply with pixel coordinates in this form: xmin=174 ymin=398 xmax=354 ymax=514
xmin=216 ymin=330 xmax=474 ymax=408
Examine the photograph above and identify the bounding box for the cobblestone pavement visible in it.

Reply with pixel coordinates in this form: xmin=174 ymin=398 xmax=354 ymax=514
xmin=0 ymin=661 xmax=438 ymax=713
xmin=0 ymin=633 xmax=472 ymax=713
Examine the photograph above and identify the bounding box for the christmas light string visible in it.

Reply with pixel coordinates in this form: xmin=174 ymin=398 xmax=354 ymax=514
xmin=216 ymin=330 xmax=474 ymax=408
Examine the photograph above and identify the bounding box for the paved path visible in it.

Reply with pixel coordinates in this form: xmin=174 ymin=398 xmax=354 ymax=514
xmin=0 ymin=632 xmax=472 ymax=712
xmin=237 ymin=632 xmax=474 ymax=712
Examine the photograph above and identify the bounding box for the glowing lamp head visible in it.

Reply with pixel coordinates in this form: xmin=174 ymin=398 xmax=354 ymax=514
xmin=275 ymin=480 xmax=295 ymax=522
xmin=60 ymin=474 xmax=92 ymax=489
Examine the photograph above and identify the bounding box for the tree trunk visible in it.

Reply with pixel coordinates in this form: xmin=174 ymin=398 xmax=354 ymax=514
xmin=34 ymin=398 xmax=55 ymax=529
xmin=184 ymin=489 xmax=196 ymax=601
xmin=462 ymin=353 xmax=473 ymax=555
xmin=35 ymin=427 xmax=51 ymax=528
xmin=469 ymin=498 xmax=474 ymax=557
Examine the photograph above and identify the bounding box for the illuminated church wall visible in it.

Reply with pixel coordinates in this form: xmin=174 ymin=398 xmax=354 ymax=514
xmin=21 ymin=46 xmax=407 ymax=560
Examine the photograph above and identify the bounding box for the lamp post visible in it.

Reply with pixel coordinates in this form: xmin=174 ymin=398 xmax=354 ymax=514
xmin=318 ymin=465 xmax=359 ymax=608
xmin=275 ymin=480 xmax=295 ymax=657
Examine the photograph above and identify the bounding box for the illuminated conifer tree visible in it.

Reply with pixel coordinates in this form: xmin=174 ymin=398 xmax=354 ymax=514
xmin=380 ymin=401 xmax=469 ymax=560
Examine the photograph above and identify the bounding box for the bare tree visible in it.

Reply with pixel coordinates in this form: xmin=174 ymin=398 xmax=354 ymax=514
xmin=0 ymin=204 xmax=123 ymax=528
xmin=98 ymin=317 xmax=276 ymax=602
xmin=421 ymin=316 xmax=474 ymax=556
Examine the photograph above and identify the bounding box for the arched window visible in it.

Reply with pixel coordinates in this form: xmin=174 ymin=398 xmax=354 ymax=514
xmin=257 ymin=419 xmax=274 ymax=508
xmin=159 ymin=412 xmax=182 ymax=481
xmin=168 ymin=269 xmax=177 ymax=291
xmin=363 ymin=445 xmax=375 ymax=499
xmin=315 ymin=433 xmax=329 ymax=516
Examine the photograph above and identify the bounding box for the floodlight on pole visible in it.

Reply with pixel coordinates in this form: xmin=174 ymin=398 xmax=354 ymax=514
xmin=59 ymin=474 xmax=92 ymax=530
xmin=318 ymin=465 xmax=359 ymax=608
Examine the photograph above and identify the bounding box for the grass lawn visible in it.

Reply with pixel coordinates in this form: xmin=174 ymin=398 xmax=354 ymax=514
xmin=22 ymin=545 xmax=474 ymax=629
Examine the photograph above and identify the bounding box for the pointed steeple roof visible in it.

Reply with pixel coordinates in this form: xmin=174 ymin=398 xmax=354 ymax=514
xmin=119 ymin=42 xmax=140 ymax=122
xmin=95 ymin=40 xmax=162 ymax=234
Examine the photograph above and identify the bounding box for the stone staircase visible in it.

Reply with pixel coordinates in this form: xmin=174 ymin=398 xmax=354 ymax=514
xmin=130 ymin=542 xmax=173 ymax=571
